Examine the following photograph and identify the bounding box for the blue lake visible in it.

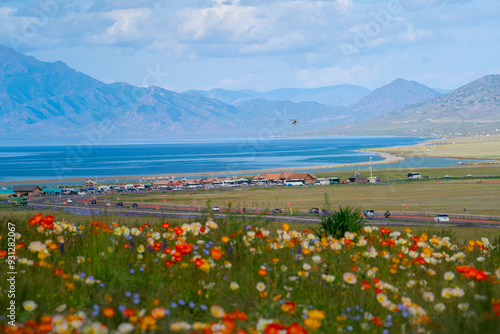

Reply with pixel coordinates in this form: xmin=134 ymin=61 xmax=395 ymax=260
xmin=0 ymin=136 xmax=475 ymax=185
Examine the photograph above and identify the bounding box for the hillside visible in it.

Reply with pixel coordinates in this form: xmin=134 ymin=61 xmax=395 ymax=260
xmin=319 ymin=75 xmax=500 ymax=136
xmin=349 ymin=78 xmax=442 ymax=120
xmin=0 ymin=45 xmax=247 ymax=137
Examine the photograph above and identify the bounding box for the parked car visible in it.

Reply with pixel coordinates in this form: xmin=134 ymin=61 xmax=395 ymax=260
xmin=309 ymin=208 xmax=319 ymax=214
xmin=66 ymin=199 xmax=72 ymax=203
xmin=91 ymin=199 xmax=97 ymax=205
xmin=434 ymin=214 xmax=450 ymax=223
xmin=272 ymin=208 xmax=283 ymax=214
xmin=212 ymin=206 xmax=220 ymax=212
xmin=444 ymin=175 xmax=451 ymax=178
xmin=363 ymin=209 xmax=375 ymax=218
xmin=116 ymin=202 xmax=123 ymax=207
xmin=131 ymin=203 xmax=138 ymax=208
xmin=466 ymin=174 xmax=473 ymax=177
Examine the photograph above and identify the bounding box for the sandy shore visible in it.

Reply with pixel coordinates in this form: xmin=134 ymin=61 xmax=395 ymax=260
xmin=0 ymin=152 xmax=404 ymax=186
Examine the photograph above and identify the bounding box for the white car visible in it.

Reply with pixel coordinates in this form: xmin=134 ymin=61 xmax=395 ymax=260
xmin=66 ymin=199 xmax=73 ymax=203
xmin=212 ymin=206 xmax=220 ymax=212
xmin=444 ymin=175 xmax=451 ymax=178
xmin=434 ymin=214 xmax=450 ymax=223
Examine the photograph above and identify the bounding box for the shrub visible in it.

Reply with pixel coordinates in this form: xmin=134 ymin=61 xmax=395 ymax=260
xmin=315 ymin=206 xmax=364 ymax=238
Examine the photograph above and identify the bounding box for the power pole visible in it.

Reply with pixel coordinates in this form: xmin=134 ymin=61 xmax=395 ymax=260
xmin=370 ymin=157 xmax=373 ymax=180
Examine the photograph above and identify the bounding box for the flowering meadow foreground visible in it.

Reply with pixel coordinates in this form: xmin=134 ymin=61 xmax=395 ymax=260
xmin=1 ymin=214 xmax=500 ymax=333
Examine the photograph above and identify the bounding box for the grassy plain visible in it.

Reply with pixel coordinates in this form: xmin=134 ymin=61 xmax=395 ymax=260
xmin=105 ymin=181 xmax=500 ymax=216
xmin=365 ymin=135 xmax=500 ymax=160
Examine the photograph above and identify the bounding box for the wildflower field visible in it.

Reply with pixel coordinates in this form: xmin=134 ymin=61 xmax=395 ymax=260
xmin=1 ymin=213 xmax=500 ymax=334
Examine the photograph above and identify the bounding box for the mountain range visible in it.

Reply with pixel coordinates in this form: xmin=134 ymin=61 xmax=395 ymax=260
xmin=0 ymin=44 xmax=499 ymax=139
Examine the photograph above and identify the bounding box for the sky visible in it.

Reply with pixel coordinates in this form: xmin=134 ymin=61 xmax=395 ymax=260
xmin=0 ymin=0 xmax=499 ymax=92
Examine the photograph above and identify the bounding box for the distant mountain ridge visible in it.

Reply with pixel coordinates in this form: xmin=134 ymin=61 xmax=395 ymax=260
xmin=1 ymin=44 xmax=496 ymax=138
xmin=185 ymin=84 xmax=372 ymax=106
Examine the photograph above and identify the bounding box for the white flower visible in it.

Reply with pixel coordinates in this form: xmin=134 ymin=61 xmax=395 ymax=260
xmin=312 ymin=255 xmax=322 ymax=264
xmin=376 ymin=293 xmax=387 ymax=303
xmin=22 ymin=300 xmax=38 ymax=311
xmin=476 ymin=256 xmax=485 ymax=262
xmin=113 ymin=227 xmax=123 ymax=236
xmin=344 ymin=231 xmax=355 ymax=240
xmin=256 ymin=282 xmax=266 ymax=291
xmin=137 ymin=245 xmax=145 ymax=253
xmin=444 ymin=271 xmax=455 ymax=281
xmin=230 ymin=282 xmax=239 ymax=290
xmin=343 ymin=272 xmax=357 ymax=284
xmin=434 ymin=303 xmax=446 ymax=312
xmin=458 ymin=303 xmax=469 ymax=311
xmin=303 ymin=263 xmax=312 ymax=271
xmin=117 ymin=323 xmax=135 ymax=334
xmin=441 ymin=288 xmax=454 ymax=299
xmin=321 ymin=274 xmax=335 ymax=282
xmin=422 ymin=292 xmax=435 ymax=302
xmin=452 ymin=287 xmax=465 ymax=297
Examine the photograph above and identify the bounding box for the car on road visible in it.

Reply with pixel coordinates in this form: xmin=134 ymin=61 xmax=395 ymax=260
xmin=434 ymin=214 xmax=450 ymax=223
xmin=212 ymin=206 xmax=220 ymax=212
xmin=67 ymin=199 xmax=72 ymax=203
xmin=272 ymin=208 xmax=283 ymax=214
xmin=363 ymin=209 xmax=375 ymax=218
xmin=466 ymin=174 xmax=473 ymax=177
xmin=444 ymin=175 xmax=451 ymax=178
xmin=131 ymin=203 xmax=138 ymax=208
xmin=116 ymin=202 xmax=123 ymax=207
xmin=309 ymin=208 xmax=319 ymax=214
xmin=91 ymin=199 xmax=97 ymax=205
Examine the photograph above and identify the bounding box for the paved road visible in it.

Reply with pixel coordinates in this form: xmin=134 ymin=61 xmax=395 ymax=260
xmin=23 ymin=194 xmax=500 ymax=229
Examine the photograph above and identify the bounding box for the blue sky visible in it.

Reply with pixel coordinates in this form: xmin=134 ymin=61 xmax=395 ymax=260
xmin=1 ymin=0 xmax=499 ymax=92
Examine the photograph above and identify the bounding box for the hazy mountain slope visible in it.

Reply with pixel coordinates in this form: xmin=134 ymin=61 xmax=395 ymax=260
xmin=349 ymin=78 xmax=442 ymax=120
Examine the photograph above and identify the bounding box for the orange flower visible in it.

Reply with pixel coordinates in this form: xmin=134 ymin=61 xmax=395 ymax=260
xmin=123 ymin=308 xmax=135 ymax=317
xmin=162 ymin=222 xmax=170 ymax=229
xmin=221 ymin=236 xmax=230 ymax=243
xmin=0 ymin=250 xmax=7 ymax=258
xmin=151 ymin=307 xmax=167 ymax=319
xmin=264 ymin=323 xmax=285 ymax=334
xmin=103 ymin=307 xmax=115 ymax=318
xmin=287 ymin=322 xmax=308 ymax=334
xmin=235 ymin=310 xmax=248 ymax=321
xmin=54 ymin=268 xmax=63 ymax=276
xmin=258 ymin=268 xmax=267 ymax=277
xmin=281 ymin=301 xmax=296 ymax=313
xmin=211 ymin=247 xmax=222 ymax=260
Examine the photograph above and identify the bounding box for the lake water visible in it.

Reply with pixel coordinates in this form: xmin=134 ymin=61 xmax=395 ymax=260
xmin=0 ymin=136 xmax=467 ymax=184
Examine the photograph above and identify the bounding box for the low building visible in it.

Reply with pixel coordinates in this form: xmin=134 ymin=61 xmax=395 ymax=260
xmin=254 ymin=173 xmax=281 ymax=182
xmin=14 ymin=185 xmax=42 ymax=196
xmin=280 ymin=172 xmax=317 ymax=183
xmin=43 ymin=188 xmax=62 ymax=196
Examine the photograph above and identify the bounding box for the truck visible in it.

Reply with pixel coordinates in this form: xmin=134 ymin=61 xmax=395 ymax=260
xmin=9 ymin=197 xmax=28 ymax=206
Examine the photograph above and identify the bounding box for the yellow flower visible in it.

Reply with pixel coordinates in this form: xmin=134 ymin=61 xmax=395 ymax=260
xmin=221 ymin=236 xmax=230 ymax=243
xmin=304 ymin=317 xmax=322 ymax=330
xmin=282 ymin=223 xmax=290 ymax=231
xmin=307 ymin=309 xmax=326 ymax=320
